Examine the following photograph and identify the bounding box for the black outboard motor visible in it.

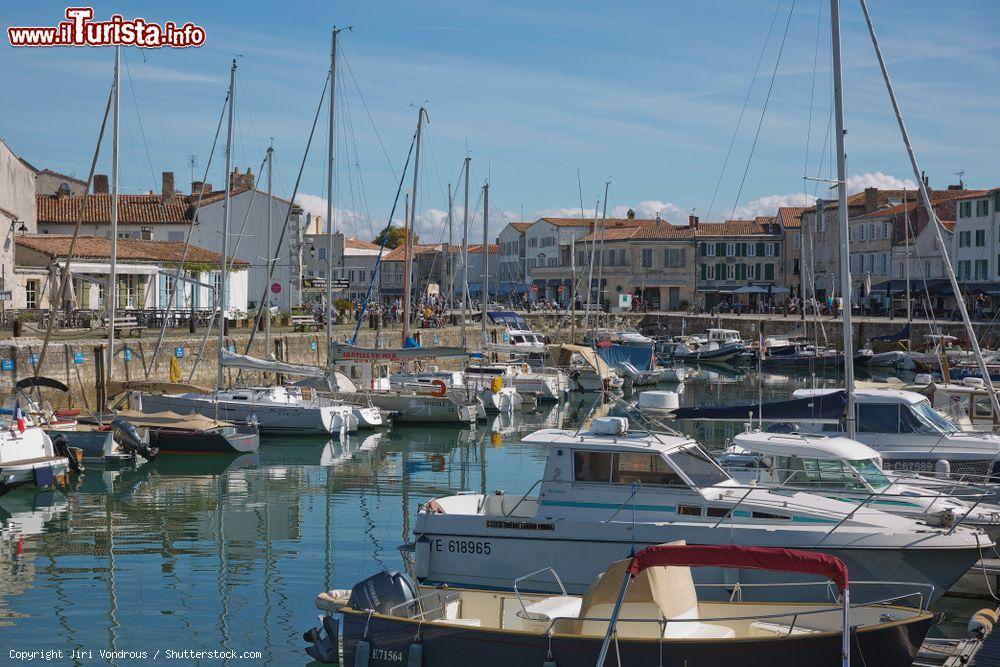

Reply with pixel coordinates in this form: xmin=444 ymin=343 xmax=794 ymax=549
xmin=303 ymin=614 xmax=341 ymax=664
xmin=51 ymin=434 xmax=82 ymax=473
xmin=111 ymin=417 xmax=158 ymax=460
xmin=348 ymin=570 xmax=418 ymax=616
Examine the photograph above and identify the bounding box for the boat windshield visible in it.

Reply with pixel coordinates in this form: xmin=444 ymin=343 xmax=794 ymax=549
xmin=905 ymin=401 xmax=959 ymax=434
xmin=666 ymin=446 xmax=731 ymax=487
xmin=848 ymin=459 xmax=891 ymax=491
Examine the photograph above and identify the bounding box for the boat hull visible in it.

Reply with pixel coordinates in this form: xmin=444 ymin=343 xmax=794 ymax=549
xmin=0 ymin=455 xmax=69 ymax=494
xmin=414 ymin=517 xmax=979 ymax=603
xmin=150 ymin=426 xmax=259 ymax=454
xmin=139 ymin=393 xmax=344 ymax=434
xmin=340 ymin=607 xmax=932 ymax=667
xmin=342 ymin=392 xmax=477 ymax=424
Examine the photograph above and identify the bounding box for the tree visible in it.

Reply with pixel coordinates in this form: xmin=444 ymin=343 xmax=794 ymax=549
xmin=372 ymin=224 xmax=417 ymax=249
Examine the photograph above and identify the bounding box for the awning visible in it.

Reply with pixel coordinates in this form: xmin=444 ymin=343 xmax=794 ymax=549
xmin=733 ymin=285 xmax=767 ymax=294
xmin=546 ymin=279 xmax=563 ymax=286
xmin=65 ymin=261 xmax=158 ymax=276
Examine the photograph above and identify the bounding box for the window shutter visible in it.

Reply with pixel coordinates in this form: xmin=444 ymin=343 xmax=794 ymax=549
xmin=764 ymin=263 xmax=774 ymax=280
xmin=158 ymin=274 xmax=168 ymax=308
xmin=716 ymin=242 xmax=724 ymax=256
xmin=773 ymin=242 xmax=780 ymax=256
xmin=700 ymin=263 xmax=706 ymax=280
xmin=756 ymin=242 xmax=765 ymax=256
xmin=700 ymin=244 xmax=706 ymax=257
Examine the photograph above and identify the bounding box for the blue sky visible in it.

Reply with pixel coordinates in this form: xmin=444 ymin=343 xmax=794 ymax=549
xmin=2 ymin=1 xmax=997 ymax=244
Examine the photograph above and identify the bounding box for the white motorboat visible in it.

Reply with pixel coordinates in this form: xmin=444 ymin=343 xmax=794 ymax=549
xmin=616 ymin=361 xmax=661 ymax=387
xmin=392 ymin=368 xmax=522 ymax=414
xmin=795 ymin=387 xmax=1000 ymax=479
xmin=411 ymin=417 xmax=988 ymax=603
xmin=548 ymin=344 xmax=624 ymax=393
xmin=138 ymin=385 xmax=359 ymax=435
xmin=0 ymin=397 xmax=70 ymax=495
xmin=721 ymin=430 xmax=1000 ymax=539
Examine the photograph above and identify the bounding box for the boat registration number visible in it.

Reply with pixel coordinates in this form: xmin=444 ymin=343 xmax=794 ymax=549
xmin=431 ymin=538 xmax=492 ymax=555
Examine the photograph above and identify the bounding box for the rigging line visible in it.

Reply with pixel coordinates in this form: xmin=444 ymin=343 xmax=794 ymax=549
xmin=242 ymin=70 xmax=333 ymax=356
xmin=350 ymin=131 xmax=417 ymax=344
xmin=146 ymin=90 xmax=231 ymax=379
xmin=138 ymin=51 xmax=175 ymax=178
xmin=340 ymin=69 xmax=375 ymax=241
xmin=705 ymin=0 xmax=784 ymax=223
xmin=802 ymin=0 xmax=824 ymax=203
xmin=121 ymin=49 xmax=158 ymax=193
xmin=339 ymin=44 xmax=397 ymax=180
xmin=36 ymin=72 xmax=115 ymax=374
xmin=727 ymin=0 xmax=797 ymax=220
xmin=237 ymin=77 xmax=267 ymax=158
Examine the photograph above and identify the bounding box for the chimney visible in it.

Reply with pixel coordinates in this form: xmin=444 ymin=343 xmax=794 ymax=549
xmin=947 ymin=184 xmax=964 ymax=191
xmin=688 ymin=214 xmax=699 ymax=229
xmin=864 ymin=187 xmax=879 ymax=213
xmin=655 ymin=212 xmax=662 ymax=223
xmin=93 ymin=174 xmax=109 ymax=194
xmin=161 ymin=171 xmax=174 ymax=199
xmin=626 ymin=208 xmax=635 ymax=219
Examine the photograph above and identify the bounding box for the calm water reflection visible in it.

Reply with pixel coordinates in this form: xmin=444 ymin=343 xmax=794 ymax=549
xmin=0 ymin=368 xmax=982 ymax=664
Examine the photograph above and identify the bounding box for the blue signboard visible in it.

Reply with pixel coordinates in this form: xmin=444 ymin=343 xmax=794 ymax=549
xmin=73 ymin=352 xmax=84 ymax=365
xmin=1 ymin=360 xmax=13 ymax=372
xmin=28 ymin=354 xmax=39 ymax=365
xmin=310 ymin=341 xmax=318 ymax=351
xmin=228 ymin=345 xmax=236 ymax=354
xmin=174 ymin=347 xmax=184 ymax=359
xmin=123 ymin=348 xmax=133 ymax=362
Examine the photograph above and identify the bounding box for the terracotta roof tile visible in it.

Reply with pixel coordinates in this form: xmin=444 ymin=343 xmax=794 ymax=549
xmin=467 ymin=243 xmax=499 ymax=255
xmin=777 ymin=206 xmax=807 ymax=229
xmin=853 ymin=190 xmax=987 ymax=219
xmin=344 ymin=237 xmax=381 ymax=251
xmin=509 ymin=222 xmax=531 ymax=232
xmin=695 ymin=220 xmax=780 ymax=237
xmin=536 ymin=217 xmax=670 ymax=229
xmin=38 ymin=193 xmax=191 ymax=224
xmin=16 ymin=234 xmax=246 ymax=266
xmin=578 ymin=221 xmax=695 ymax=242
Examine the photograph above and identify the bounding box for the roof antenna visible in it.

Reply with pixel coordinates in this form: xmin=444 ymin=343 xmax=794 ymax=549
xmin=954 ymin=170 xmax=965 ymax=189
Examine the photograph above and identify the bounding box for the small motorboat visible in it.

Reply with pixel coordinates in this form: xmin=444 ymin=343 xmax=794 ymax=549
xmin=616 ymin=361 xmax=661 ymax=387
xmin=658 ymin=366 xmax=688 ymax=383
xmin=306 ymin=543 xmax=934 ymax=666
xmin=111 ymin=410 xmax=259 ymax=454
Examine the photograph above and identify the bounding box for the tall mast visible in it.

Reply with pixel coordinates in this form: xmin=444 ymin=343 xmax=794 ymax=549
xmin=326 ymin=27 xmax=342 ymax=364
xmin=595 ymin=182 xmax=610 ymax=323
xmin=403 ymin=107 xmax=425 ymax=346
xmin=481 ymin=182 xmax=489 ymax=345
xmin=857 ymin=0 xmax=1000 ymax=420
xmin=402 ymin=191 xmax=409 ymax=341
xmin=447 ymin=182 xmax=454 ymax=309
xmin=903 ymin=188 xmax=911 ymax=348
xmin=830 ymin=0 xmax=855 ymax=438
xmin=218 ymin=59 xmax=236 ymax=389
xmin=460 ymin=156 xmax=471 ymax=348
xmin=107 ymin=45 xmax=120 ymax=386
xmin=265 ymin=140 xmax=273 ymax=354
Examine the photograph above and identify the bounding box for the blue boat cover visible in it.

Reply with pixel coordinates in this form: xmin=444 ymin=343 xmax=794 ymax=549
xmin=670 ymin=390 xmax=847 ymax=423
xmin=596 ymin=344 xmax=655 ymax=371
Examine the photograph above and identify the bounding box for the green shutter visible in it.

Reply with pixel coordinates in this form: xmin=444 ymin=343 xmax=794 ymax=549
xmin=735 ymin=243 xmax=743 ymax=257
xmin=756 ymin=242 xmax=765 ymax=256
xmin=716 ymin=242 xmax=724 ymax=256
xmin=700 ymin=264 xmax=706 ymax=280
xmin=764 ymin=263 xmax=774 ymax=280
xmin=700 ymin=244 xmax=706 ymax=257
xmin=773 ymin=242 xmax=780 ymax=257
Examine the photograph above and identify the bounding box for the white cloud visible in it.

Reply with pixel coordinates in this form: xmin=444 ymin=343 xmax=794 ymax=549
xmin=612 ymin=201 xmax=689 ymax=223
xmin=846 ymin=172 xmax=918 ymax=194
xmin=727 ymin=193 xmax=817 ymax=220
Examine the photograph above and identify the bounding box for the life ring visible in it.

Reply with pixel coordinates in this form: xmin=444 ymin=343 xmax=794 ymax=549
xmin=430 ymin=379 xmax=448 ymax=398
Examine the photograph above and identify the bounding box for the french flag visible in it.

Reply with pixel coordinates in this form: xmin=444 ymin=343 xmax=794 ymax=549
xmin=12 ymin=401 xmax=24 ymax=434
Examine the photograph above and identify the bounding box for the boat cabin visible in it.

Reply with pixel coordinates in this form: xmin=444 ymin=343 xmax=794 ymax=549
xmin=705 ymin=329 xmax=743 ymax=345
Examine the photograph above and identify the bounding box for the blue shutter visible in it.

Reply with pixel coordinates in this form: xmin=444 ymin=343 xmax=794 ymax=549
xmin=158 ymin=274 xmax=168 ymax=308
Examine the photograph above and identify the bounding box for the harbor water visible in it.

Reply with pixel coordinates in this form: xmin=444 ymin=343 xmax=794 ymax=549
xmin=0 ymin=368 xmax=991 ymax=664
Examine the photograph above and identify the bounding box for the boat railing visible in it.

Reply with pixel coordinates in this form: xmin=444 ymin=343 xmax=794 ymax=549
xmin=542 ymin=584 xmax=930 ymax=638
xmin=514 ymin=568 xmax=567 ymax=621
xmin=501 ymin=479 xmax=544 ymax=518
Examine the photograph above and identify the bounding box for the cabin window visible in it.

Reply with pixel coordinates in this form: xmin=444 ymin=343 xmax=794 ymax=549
xmin=751 ymin=511 xmax=789 ymax=520
xmin=706 ymin=507 xmax=731 ymax=518
xmin=856 ymin=403 xmax=899 ymax=433
xmin=666 ymin=447 xmax=730 ymax=486
xmin=573 ymin=451 xmax=613 ymax=482
xmin=973 ymin=397 xmax=994 ymax=419
xmin=849 ymin=459 xmax=890 ymax=491
xmin=611 ymin=453 xmax=685 ymax=486
xmin=677 ymin=505 xmax=703 ymax=516
xmin=775 ymin=456 xmax=868 ymax=490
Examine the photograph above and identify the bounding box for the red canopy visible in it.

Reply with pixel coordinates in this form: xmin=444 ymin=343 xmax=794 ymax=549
xmin=628 ymin=544 xmax=849 ymax=592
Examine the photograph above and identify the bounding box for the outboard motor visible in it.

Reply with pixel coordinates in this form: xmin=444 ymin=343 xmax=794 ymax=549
xmin=303 ymin=614 xmax=341 ymax=664
xmin=51 ymin=434 xmax=83 ymax=473
xmin=348 ymin=570 xmax=418 ymax=616
xmin=111 ymin=417 xmax=158 ymax=461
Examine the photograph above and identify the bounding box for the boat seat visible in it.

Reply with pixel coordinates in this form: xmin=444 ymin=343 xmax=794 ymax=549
xmin=518 ymin=596 xmax=583 ymax=632
xmin=581 ymin=603 xmax=735 ymax=640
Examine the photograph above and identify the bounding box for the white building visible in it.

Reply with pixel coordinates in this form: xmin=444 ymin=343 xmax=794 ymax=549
xmin=300 ymin=221 xmax=381 ymax=304
xmin=952 ymin=188 xmax=1000 ymax=284
xmin=0 ymin=139 xmax=38 ymax=301
xmin=497 ymin=221 xmax=529 ymax=293
xmin=13 ymin=235 xmax=248 ymax=316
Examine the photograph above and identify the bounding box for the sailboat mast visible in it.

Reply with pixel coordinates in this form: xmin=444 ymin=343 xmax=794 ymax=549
xmin=326 ymin=27 xmax=341 ymax=364
xmin=461 ymin=156 xmax=471 ymax=348
xmin=857 ymin=0 xmax=1000 ymax=420
xmin=218 ymin=59 xmax=237 ymax=389
xmin=403 ymin=107 xmax=425 ymax=345
xmin=447 ymin=182 xmax=454 ymax=310
xmin=596 ymin=182 xmax=609 ymax=323
xmin=265 ymin=140 xmax=273 ymax=354
xmin=830 ymin=0 xmax=855 ymax=439
xmin=903 ymin=188 xmax=911 ymax=348
xmin=107 ymin=45 xmax=120 ymax=386
xmin=481 ymin=182 xmax=489 ymax=345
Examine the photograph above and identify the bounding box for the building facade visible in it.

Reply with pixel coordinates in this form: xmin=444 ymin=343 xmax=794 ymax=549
xmin=694 ymin=218 xmax=785 ymax=310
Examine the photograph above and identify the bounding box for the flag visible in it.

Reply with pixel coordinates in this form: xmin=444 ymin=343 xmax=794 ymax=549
xmin=13 ymin=401 xmax=25 ymax=434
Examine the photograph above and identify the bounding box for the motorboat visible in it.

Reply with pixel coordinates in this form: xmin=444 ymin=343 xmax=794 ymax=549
xmin=137 ymin=384 xmax=359 ymax=435
xmin=548 ymin=344 xmax=624 ymax=392
xmin=486 ymin=311 xmax=550 ymax=368
xmin=0 ymin=395 xmax=72 ymax=495
xmin=658 ymin=365 xmax=688 ymax=383
xmin=309 ymin=543 xmax=934 ymax=667
xmin=391 ymin=368 xmax=522 ymax=414
xmin=410 ymin=417 xmax=987 ymax=604
xmin=113 ymin=409 xmax=259 ymax=454
xmin=903 ymin=378 xmax=1000 ymax=433
xmin=721 ymin=430 xmax=1000 ymax=539
xmin=794 ymin=387 xmax=1000 ymax=480
xmin=662 ymin=331 xmax=745 ymax=364
xmin=761 ymin=342 xmax=843 ymax=369
xmin=614 ymin=361 xmax=661 ymax=387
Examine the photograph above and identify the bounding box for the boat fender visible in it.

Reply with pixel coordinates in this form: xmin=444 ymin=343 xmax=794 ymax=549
xmin=407 ymin=642 xmax=422 ymax=667
xmin=935 ymin=459 xmax=951 ymax=478
xmin=414 ymin=537 xmax=430 ymax=580
xmin=355 ymin=639 xmax=370 ymax=666
xmin=969 ymin=608 xmax=998 ymax=637
xmin=491 ymin=376 xmax=503 ymax=393
xmin=430 ymin=380 xmax=447 ymax=398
